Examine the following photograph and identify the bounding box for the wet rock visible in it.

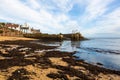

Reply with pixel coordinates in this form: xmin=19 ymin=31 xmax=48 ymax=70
xmin=0 ymin=57 xmax=35 ymax=69
xmin=97 ymin=62 xmax=103 ymax=66
xmin=52 ymin=65 xmax=94 ymax=80
xmin=44 ymin=51 xmax=75 ymax=57
xmin=0 ymin=40 xmax=57 ymax=50
xmin=1 ymin=45 xmax=11 ymax=48
xmin=35 ymin=56 xmax=52 ymax=69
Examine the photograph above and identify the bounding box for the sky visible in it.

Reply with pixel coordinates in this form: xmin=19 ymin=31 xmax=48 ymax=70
xmin=0 ymin=0 xmax=120 ymax=37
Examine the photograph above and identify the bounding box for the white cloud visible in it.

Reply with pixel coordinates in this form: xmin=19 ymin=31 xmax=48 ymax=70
xmin=82 ymin=6 xmax=120 ymax=37
xmin=0 ymin=0 xmax=120 ymax=37
xmin=80 ymin=0 xmax=114 ymax=24
xmin=0 ymin=0 xmax=69 ymax=33
xmin=25 ymin=0 xmax=41 ymax=10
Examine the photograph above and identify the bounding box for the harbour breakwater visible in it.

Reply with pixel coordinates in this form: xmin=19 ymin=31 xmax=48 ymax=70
xmin=23 ymin=33 xmax=85 ymax=41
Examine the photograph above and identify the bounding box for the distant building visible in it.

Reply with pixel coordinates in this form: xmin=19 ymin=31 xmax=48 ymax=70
xmin=0 ymin=23 xmax=20 ymax=36
xmin=20 ymin=23 xmax=29 ymax=33
xmin=5 ymin=23 xmax=19 ymax=29
xmin=31 ymin=27 xmax=40 ymax=33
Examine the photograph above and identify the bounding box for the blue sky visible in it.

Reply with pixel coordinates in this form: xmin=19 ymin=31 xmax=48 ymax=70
xmin=0 ymin=0 xmax=120 ymax=37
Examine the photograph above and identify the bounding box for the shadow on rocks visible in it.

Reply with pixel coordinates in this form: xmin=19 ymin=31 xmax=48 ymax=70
xmin=0 ymin=57 xmax=35 ymax=70
xmin=51 ymin=65 xmax=94 ymax=80
xmin=0 ymin=40 xmax=57 ymax=51
xmin=62 ymin=57 xmax=120 ymax=75
xmin=7 ymin=68 xmax=30 ymax=80
xmin=47 ymin=72 xmax=69 ymax=80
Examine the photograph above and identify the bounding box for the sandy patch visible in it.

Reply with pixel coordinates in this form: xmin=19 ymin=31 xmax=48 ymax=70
xmin=96 ymin=73 xmax=120 ymax=80
xmin=49 ymin=57 xmax=68 ymax=66
xmin=25 ymin=65 xmax=59 ymax=80
xmin=0 ymin=66 xmax=20 ymax=80
xmin=0 ymin=36 xmax=37 ymax=41
xmin=0 ymin=40 xmax=120 ymax=80
xmin=0 ymin=56 xmax=5 ymax=59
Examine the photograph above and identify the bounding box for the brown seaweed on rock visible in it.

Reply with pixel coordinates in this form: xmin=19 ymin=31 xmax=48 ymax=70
xmin=0 ymin=40 xmax=120 ymax=80
xmin=7 ymin=68 xmax=30 ymax=80
xmin=47 ymin=72 xmax=69 ymax=80
xmin=62 ymin=57 xmax=120 ymax=75
xmin=51 ymin=65 xmax=95 ymax=80
xmin=0 ymin=40 xmax=57 ymax=51
xmin=0 ymin=57 xmax=35 ymax=70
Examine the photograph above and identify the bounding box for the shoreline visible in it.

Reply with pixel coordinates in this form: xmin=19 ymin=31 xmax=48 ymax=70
xmin=0 ymin=37 xmax=120 ymax=80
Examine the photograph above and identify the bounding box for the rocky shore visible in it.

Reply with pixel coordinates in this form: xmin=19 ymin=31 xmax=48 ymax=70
xmin=0 ymin=37 xmax=120 ymax=80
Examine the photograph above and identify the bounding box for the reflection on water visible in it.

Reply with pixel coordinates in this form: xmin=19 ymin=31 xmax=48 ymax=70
xmin=37 ymin=39 xmax=120 ymax=71
xmin=57 ymin=41 xmax=81 ymax=52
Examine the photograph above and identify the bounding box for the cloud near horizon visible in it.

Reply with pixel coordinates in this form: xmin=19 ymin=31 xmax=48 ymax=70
xmin=0 ymin=0 xmax=120 ymax=37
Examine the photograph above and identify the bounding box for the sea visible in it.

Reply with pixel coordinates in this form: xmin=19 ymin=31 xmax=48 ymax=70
xmin=37 ymin=38 xmax=120 ymax=71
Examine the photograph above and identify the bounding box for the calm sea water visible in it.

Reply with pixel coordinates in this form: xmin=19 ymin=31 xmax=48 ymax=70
xmin=38 ymin=38 xmax=120 ymax=71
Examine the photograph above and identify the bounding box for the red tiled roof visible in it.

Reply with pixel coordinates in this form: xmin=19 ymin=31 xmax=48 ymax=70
xmin=5 ymin=23 xmax=19 ymax=28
